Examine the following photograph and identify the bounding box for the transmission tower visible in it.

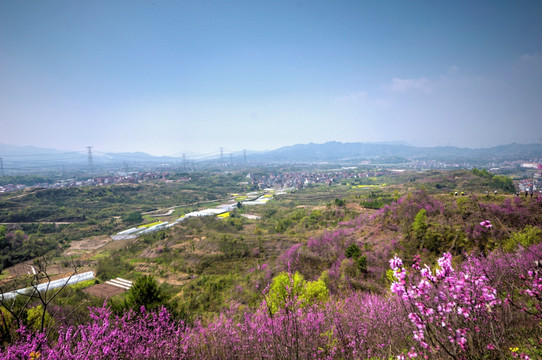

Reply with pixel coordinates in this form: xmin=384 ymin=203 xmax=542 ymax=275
xmin=0 ymin=157 xmax=4 ymax=177
xmin=220 ymin=147 xmax=224 ymax=163
xmin=182 ymin=153 xmax=187 ymax=170
xmin=86 ymin=146 xmax=93 ymax=173
xmin=243 ymin=149 xmax=247 ymax=164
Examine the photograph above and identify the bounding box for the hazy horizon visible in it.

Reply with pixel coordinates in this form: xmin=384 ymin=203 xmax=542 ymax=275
xmin=1 ymin=1 xmax=542 ymax=156
xmin=2 ymin=139 xmax=542 ymax=160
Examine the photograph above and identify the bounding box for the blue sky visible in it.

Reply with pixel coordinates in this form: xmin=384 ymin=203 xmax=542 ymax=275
xmin=1 ymin=1 xmax=541 ymax=156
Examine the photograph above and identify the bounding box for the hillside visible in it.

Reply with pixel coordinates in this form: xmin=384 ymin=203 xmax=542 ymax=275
xmin=0 ymin=169 xmax=541 ymax=358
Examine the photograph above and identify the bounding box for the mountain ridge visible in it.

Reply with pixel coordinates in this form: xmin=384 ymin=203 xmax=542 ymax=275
xmin=1 ymin=141 xmax=541 ymax=165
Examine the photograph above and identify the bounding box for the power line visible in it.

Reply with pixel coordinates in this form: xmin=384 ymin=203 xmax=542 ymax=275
xmin=87 ymin=146 xmax=93 ymax=173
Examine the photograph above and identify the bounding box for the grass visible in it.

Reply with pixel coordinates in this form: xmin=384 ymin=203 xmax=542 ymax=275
xmin=0 ymin=272 xmax=10 ymax=280
xmin=90 ymin=252 xmax=111 ymax=261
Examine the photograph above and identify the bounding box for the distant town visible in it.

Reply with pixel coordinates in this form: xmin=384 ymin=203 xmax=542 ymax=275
xmin=1 ymin=160 xmax=541 ymax=195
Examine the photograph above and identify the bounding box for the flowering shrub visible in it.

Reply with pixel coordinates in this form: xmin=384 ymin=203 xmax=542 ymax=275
xmin=390 ymin=252 xmax=504 ymax=358
xmin=2 ymin=243 xmax=542 ymax=359
xmin=374 ymin=191 xmax=444 ymax=233
xmin=0 ymin=295 xmax=407 ymax=360
xmin=1 ymin=305 xmax=189 ymax=360
xmin=390 ymin=246 xmax=542 ymax=359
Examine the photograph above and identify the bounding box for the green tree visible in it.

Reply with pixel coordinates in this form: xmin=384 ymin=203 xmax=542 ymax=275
xmin=96 ymin=256 xmax=133 ymax=281
xmin=125 ymin=275 xmax=166 ymax=310
xmin=412 ymin=209 xmax=428 ymax=247
xmin=345 ymin=243 xmax=361 ymax=259
xmin=26 ymin=305 xmax=54 ymax=331
xmin=491 ymin=175 xmax=515 ymax=193
xmin=266 ymin=272 xmax=329 ymax=314
xmin=122 ymin=211 xmax=143 ymax=224
xmin=301 ymin=277 xmax=329 ymax=306
xmin=0 ymin=307 xmax=14 ymax=344
xmin=334 ymin=198 xmax=346 ymax=207
xmin=357 ymin=255 xmax=368 ymax=274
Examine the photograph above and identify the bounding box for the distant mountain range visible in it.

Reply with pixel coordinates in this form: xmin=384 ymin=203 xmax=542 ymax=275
xmin=1 ymin=142 xmax=541 ymax=170
xmin=0 ymin=144 xmax=181 ymax=166
xmin=259 ymin=141 xmax=542 ymax=163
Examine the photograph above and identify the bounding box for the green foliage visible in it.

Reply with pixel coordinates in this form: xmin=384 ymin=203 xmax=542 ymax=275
xmin=96 ymin=256 xmax=133 ymax=281
xmin=226 ymin=216 xmax=244 ymax=231
xmin=267 ymin=272 xmax=305 ymax=314
xmin=334 ymin=198 xmax=346 ymax=207
xmin=218 ymin=235 xmax=249 ymax=258
xmin=180 ymin=273 xmax=241 ymax=316
xmin=340 ymin=258 xmax=359 ymax=279
xmin=266 ymin=272 xmax=329 ymax=314
xmin=385 ymin=269 xmax=398 ymax=285
xmin=357 ymin=255 xmax=368 ymax=274
xmin=491 ymin=175 xmax=515 ymax=193
xmin=345 ymin=243 xmax=361 ymax=259
xmin=301 ymin=276 xmax=329 ymax=306
xmin=125 ymin=275 xmax=167 ymax=311
xmin=359 ymin=191 xmax=395 ymax=209
xmin=273 ymin=209 xmax=306 ymax=233
xmin=411 ymin=209 xmax=428 ymax=244
xmin=122 ymin=211 xmax=143 ymax=224
xmin=26 ymin=305 xmax=54 ymax=331
xmin=0 ymin=228 xmax=58 ymax=271
xmin=503 ymin=225 xmax=542 ymax=252
xmin=472 ymin=168 xmax=515 ymax=193
xmin=0 ymin=307 xmax=14 ymax=344
xmin=0 ymin=175 xmax=51 ymax=186
xmin=471 ymin=168 xmax=493 ymax=179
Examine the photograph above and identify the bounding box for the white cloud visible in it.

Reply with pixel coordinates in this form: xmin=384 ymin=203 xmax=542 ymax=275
xmin=383 ymin=77 xmax=432 ymax=92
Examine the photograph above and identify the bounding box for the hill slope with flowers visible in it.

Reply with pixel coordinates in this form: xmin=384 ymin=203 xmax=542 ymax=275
xmin=1 ymin=171 xmax=542 ymax=359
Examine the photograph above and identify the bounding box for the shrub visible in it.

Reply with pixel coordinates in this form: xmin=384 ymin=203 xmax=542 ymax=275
xmin=345 ymin=243 xmax=361 ymax=259
xmin=125 ymin=275 xmax=167 ymax=311
xmin=266 ymin=272 xmax=329 ymax=314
